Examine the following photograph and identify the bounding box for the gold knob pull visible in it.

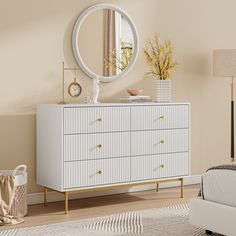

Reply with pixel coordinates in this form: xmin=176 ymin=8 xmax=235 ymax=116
xmin=160 ymin=115 xmax=165 ymax=119
xmin=97 ymin=144 xmax=102 ymax=148
xmin=97 ymin=170 xmax=102 ymax=174
xmin=160 ymin=140 xmax=165 ymax=144
xmin=97 ymin=118 xmax=102 ymax=122
xmin=160 ymin=164 xmax=165 ymax=168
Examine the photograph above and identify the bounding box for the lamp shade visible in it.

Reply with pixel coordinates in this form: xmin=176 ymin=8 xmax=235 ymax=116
xmin=213 ymin=49 xmax=236 ymax=77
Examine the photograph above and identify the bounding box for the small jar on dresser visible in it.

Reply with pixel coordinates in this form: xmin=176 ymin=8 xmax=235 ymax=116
xmin=37 ymin=102 xmax=191 ymax=214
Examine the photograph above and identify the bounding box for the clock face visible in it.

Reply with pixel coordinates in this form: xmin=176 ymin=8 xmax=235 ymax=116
xmin=68 ymin=82 xmax=82 ymax=97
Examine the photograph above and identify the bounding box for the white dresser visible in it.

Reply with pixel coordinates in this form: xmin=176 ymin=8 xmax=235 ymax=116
xmin=37 ymin=103 xmax=190 ymax=213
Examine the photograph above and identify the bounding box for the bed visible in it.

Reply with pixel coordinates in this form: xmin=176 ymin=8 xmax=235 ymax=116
xmin=190 ymin=165 xmax=236 ymax=236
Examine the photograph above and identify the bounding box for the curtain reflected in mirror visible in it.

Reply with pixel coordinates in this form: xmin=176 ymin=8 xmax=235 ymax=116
xmin=103 ymin=9 xmax=134 ymax=76
xmin=78 ymin=8 xmax=135 ymax=78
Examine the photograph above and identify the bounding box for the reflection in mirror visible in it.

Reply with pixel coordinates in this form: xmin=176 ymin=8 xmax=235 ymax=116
xmin=78 ymin=9 xmax=134 ymax=78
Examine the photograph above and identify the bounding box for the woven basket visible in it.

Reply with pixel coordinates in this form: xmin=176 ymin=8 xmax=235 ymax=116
xmin=0 ymin=165 xmax=27 ymax=218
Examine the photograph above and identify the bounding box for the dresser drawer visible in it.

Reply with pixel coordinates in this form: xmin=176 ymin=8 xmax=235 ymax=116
xmin=63 ymin=158 xmax=130 ymax=189
xmin=64 ymin=106 xmax=130 ymax=134
xmin=131 ymin=129 xmax=188 ymax=156
xmin=64 ymin=132 xmax=130 ymax=161
xmin=131 ymin=105 xmax=189 ymax=130
xmin=131 ymin=153 xmax=189 ymax=181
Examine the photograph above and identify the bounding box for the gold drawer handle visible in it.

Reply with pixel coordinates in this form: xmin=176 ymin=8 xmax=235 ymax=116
xmin=97 ymin=144 xmax=102 ymax=148
xmin=97 ymin=170 xmax=102 ymax=174
xmin=159 ymin=115 xmax=165 ymax=119
xmin=160 ymin=164 xmax=165 ymax=168
xmin=160 ymin=140 xmax=165 ymax=144
xmin=97 ymin=118 xmax=102 ymax=122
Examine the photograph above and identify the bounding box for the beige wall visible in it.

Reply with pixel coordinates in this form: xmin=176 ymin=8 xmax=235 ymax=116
xmin=0 ymin=0 xmax=235 ymax=193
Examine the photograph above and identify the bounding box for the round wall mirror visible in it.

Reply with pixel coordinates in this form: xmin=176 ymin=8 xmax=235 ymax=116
xmin=72 ymin=3 xmax=139 ymax=82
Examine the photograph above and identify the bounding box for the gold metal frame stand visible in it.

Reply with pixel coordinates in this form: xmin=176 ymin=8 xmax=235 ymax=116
xmin=156 ymin=178 xmax=184 ymax=198
xmin=58 ymin=62 xmax=80 ymax=104
xmin=44 ymin=187 xmax=69 ymax=214
xmin=43 ymin=178 xmax=184 ymax=215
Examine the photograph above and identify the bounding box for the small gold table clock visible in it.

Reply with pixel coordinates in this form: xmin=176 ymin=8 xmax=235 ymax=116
xmin=68 ymin=77 xmax=82 ymax=97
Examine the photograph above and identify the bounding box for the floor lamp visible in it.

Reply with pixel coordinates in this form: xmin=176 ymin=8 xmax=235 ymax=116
xmin=213 ymin=49 xmax=236 ymax=163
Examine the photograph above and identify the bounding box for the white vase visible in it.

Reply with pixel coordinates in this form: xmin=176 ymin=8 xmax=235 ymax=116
xmin=154 ymin=79 xmax=171 ymax=102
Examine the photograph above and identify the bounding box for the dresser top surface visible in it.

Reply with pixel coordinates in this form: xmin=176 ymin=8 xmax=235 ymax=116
xmin=38 ymin=102 xmax=190 ymax=108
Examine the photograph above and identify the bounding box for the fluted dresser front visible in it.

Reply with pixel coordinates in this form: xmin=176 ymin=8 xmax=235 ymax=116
xmin=37 ymin=103 xmax=190 ymax=214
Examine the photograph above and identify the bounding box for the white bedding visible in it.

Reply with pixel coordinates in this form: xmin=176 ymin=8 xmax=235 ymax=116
xmin=202 ymin=169 xmax=236 ymax=207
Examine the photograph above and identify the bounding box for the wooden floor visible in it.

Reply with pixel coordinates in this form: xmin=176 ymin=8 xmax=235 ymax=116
xmin=0 ymin=185 xmax=199 ymax=231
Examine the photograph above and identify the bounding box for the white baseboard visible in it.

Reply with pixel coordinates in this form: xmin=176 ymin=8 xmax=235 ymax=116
xmin=28 ymin=175 xmax=201 ymax=205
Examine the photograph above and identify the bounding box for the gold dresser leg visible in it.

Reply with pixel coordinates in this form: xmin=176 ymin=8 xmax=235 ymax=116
xmin=44 ymin=187 xmax=48 ymax=207
xmin=65 ymin=192 xmax=69 ymax=215
xmin=180 ymin=178 xmax=184 ymax=198
xmin=156 ymin=182 xmax=159 ymax=192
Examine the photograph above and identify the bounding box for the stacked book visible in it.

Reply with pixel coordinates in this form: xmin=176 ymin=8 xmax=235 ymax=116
xmin=120 ymin=95 xmax=152 ymax=103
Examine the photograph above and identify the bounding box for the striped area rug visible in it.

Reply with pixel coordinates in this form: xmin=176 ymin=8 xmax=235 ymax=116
xmin=84 ymin=211 xmax=143 ymax=234
xmin=0 ymin=203 xmax=220 ymax=236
